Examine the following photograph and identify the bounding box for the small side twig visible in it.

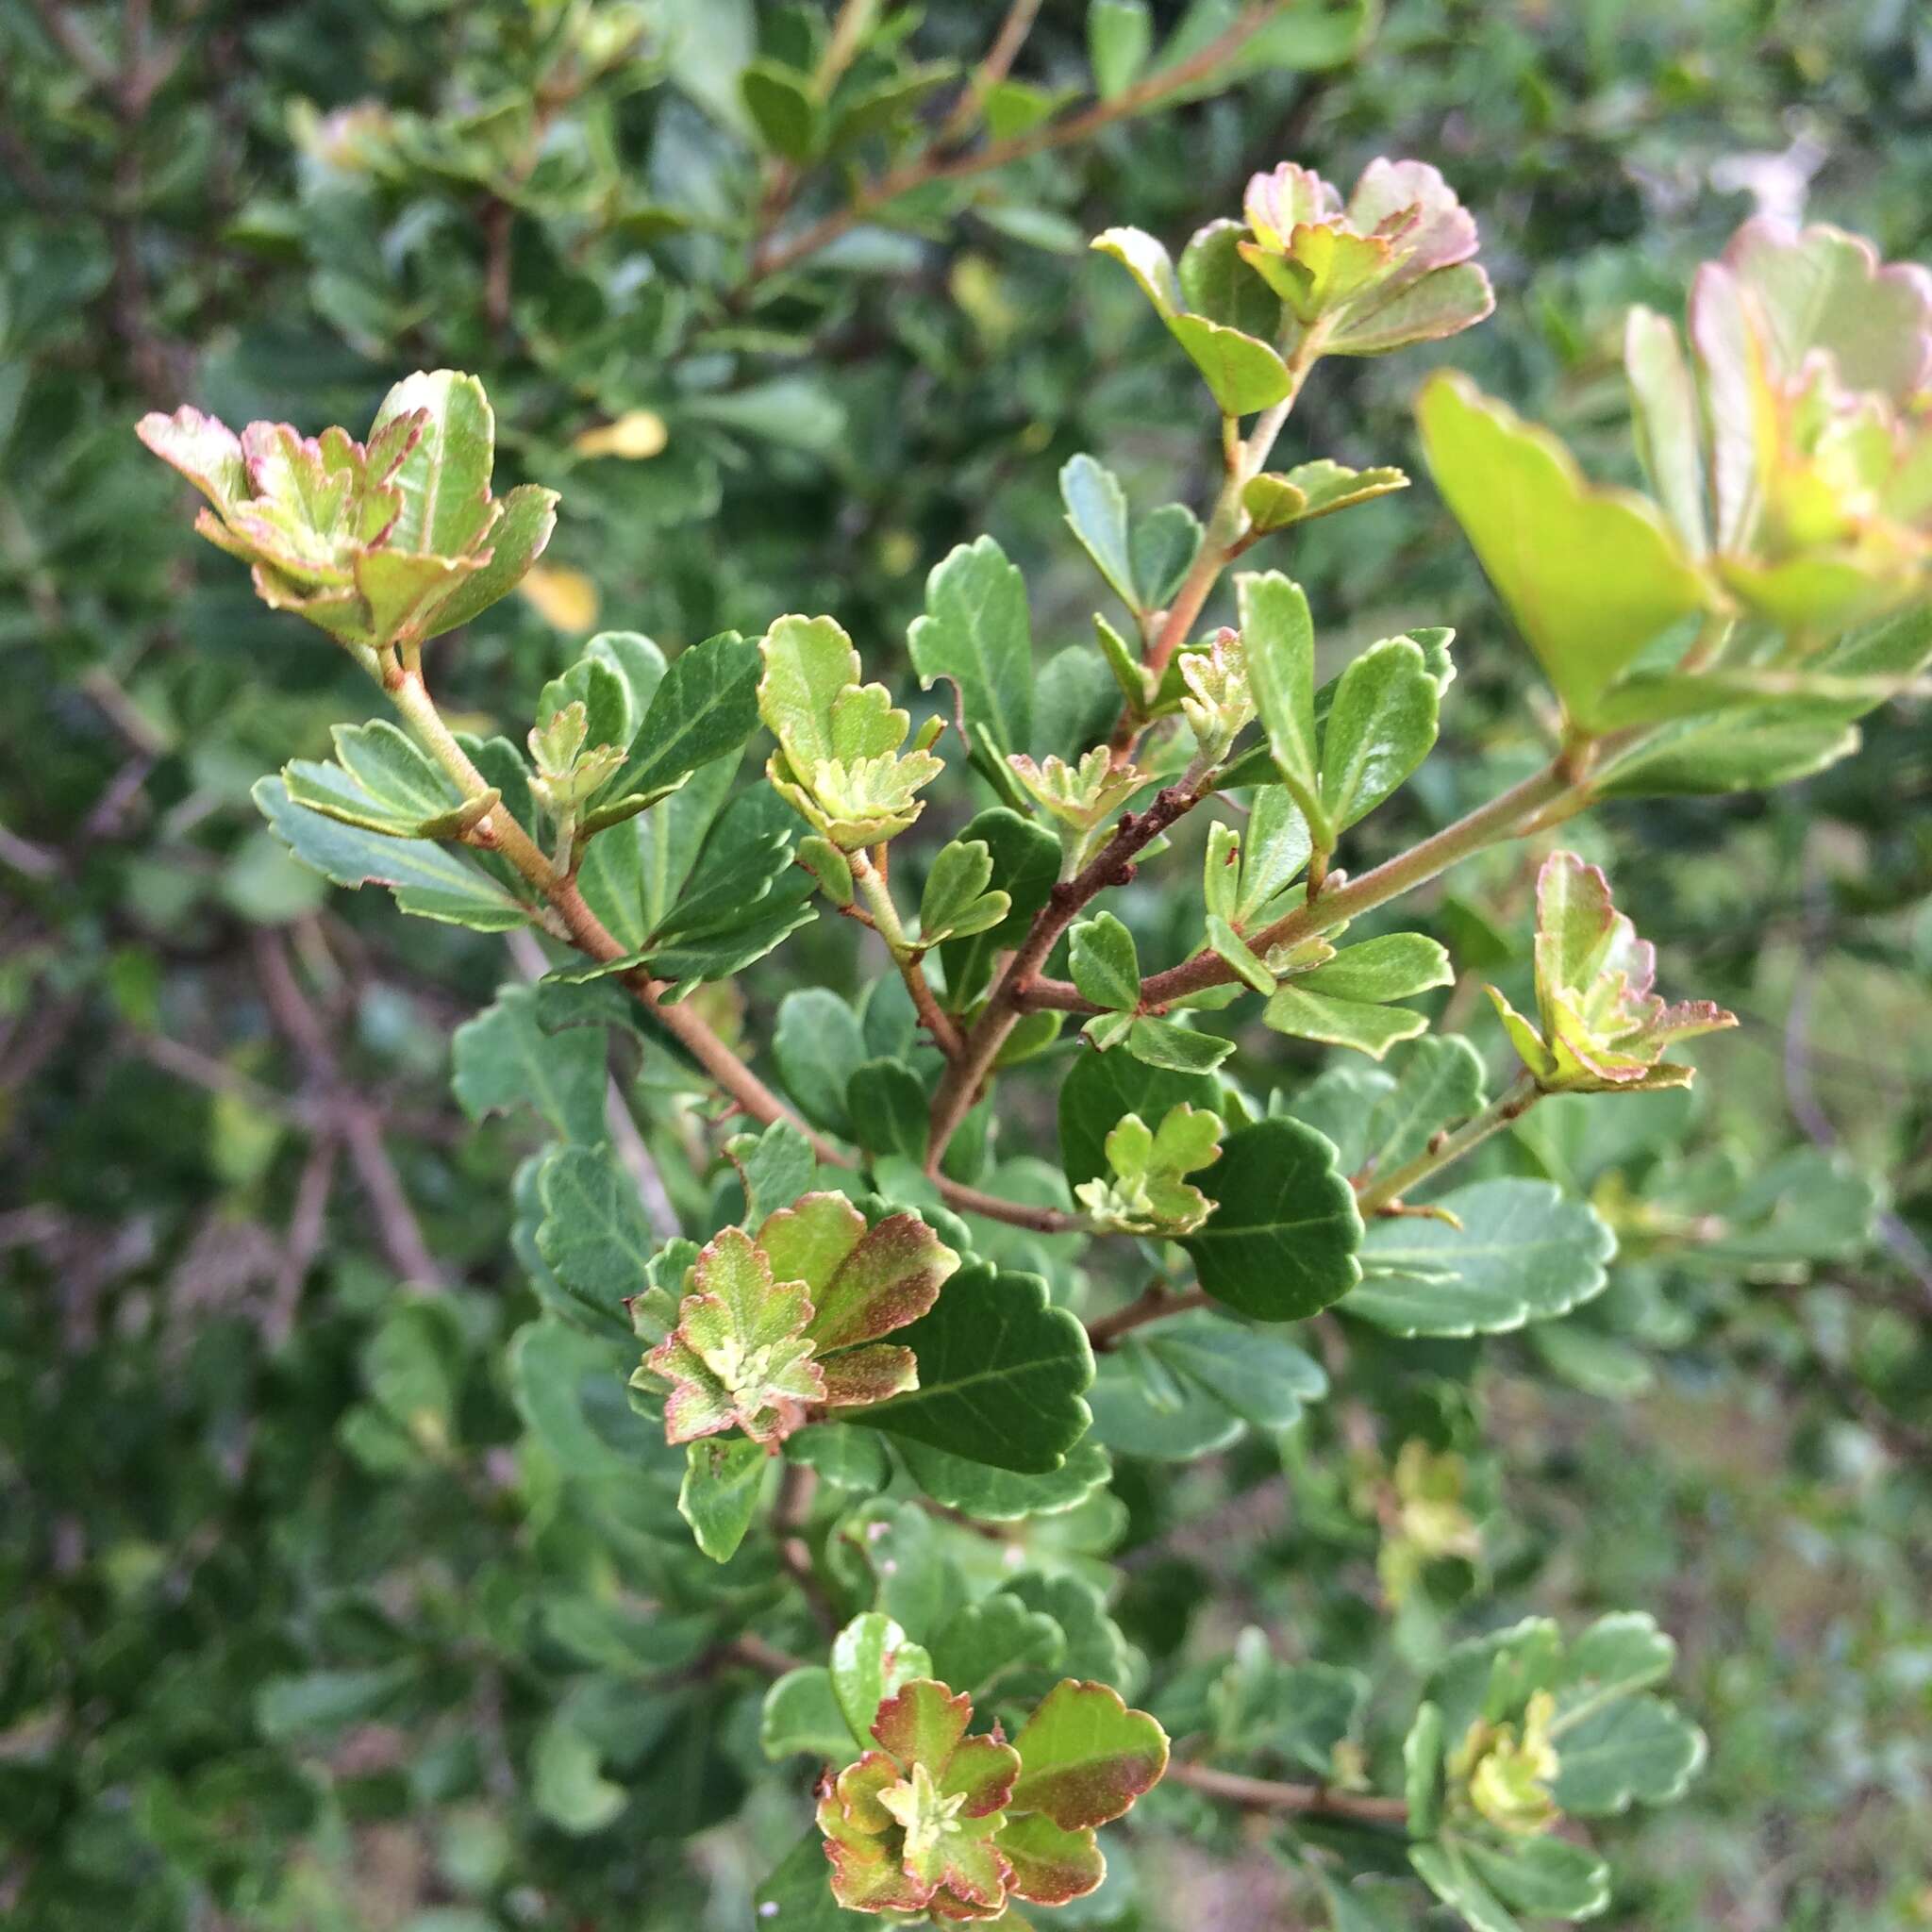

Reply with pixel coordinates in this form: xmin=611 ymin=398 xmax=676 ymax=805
xmin=1167 ymin=1757 xmax=1408 ymax=1827
xmin=1087 ymin=1282 xmax=1212 ymax=1352
xmin=774 ymin=1462 xmax=839 ymax=1636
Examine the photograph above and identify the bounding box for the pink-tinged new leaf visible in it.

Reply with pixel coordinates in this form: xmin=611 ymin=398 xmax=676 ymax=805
xmin=1008 ymin=1680 xmax=1170 ymax=1832
xmin=1345 ymin=158 xmax=1479 ymax=277
xmin=926 ymin=1893 xmax=1017 ymax=1924
xmin=1242 ymin=161 xmax=1342 ymax=248
xmin=874 ymin=1679 xmax=972 ymax=1774
xmin=941 ymin=1734 xmax=1024 ymax=1820
xmin=419 ymin=483 xmax=559 ymax=639
xmin=643 ymin=1228 xmax=825 ymax=1444
xmin=756 ymin=1191 xmax=867 ymax=1300
xmin=806 ymin=1210 xmax=959 ymax=1353
xmin=1534 ymin=853 xmax=1620 ymax=1002
xmin=135 ymin=406 xmax=248 ymax=512
xmin=1499 ymin=852 xmax=1737 ymax=1094
xmin=820 ymin=1822 xmax=930 ymax=1916
xmin=1719 ymin=218 xmax=1932 ymax=403
xmin=916 ymin=1825 xmax=1010 ymax=1912
xmin=817 ymin=1341 xmax=918 ymax=1408
xmin=997 ymin=1811 xmax=1108 ymax=1906
xmin=649 ymin=1332 xmax=741 ymax=1443
xmin=821 ymin=1751 xmax=900 ymax=1836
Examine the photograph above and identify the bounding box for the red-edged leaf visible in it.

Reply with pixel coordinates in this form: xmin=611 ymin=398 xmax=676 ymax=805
xmin=1008 ymin=1680 xmax=1170 ymax=1831
xmin=874 ymin=1678 xmax=972 ymax=1773
xmin=998 ymin=1810 xmax=1106 ymax=1906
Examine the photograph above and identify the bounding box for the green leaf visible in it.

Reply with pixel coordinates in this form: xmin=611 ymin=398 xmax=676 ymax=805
xmin=1008 ymin=1678 xmax=1169 ymax=1829
xmin=647 ymin=894 xmax=815 ymax=991
xmin=422 ymin=483 xmax=558 ymax=640
xmin=531 ymin=1719 xmax=625 ymax=1835
xmin=1596 ymin=709 xmax=1857 ymax=795
xmin=1069 ymin=911 xmax=1141 ymax=1012
xmin=831 ymin=1611 xmax=934 ymax=1748
xmin=1091 ymin=225 xmax=1182 ymax=318
xmin=727 ymin=1119 xmax=819 ymax=1223
xmin=1125 ymin=1016 xmax=1233 ymax=1073
xmin=756 ymin=1828 xmax=872 ymax=1931
xmin=254 ymin=776 xmax=527 ymax=931
xmin=1550 ymin=1694 xmax=1706 ymax=1814
xmin=1363 ymin=1035 xmax=1486 ymax=1175
xmin=1088 ymin=0 xmax=1153 ymax=97
xmin=651 ymin=787 xmax=804 ymax=942
xmin=1240 ymin=572 xmax=1326 ymax=840
xmin=1059 ymin=1049 xmax=1219 ymax=1189
xmin=1326 ymin=262 xmax=1494 ymax=356
xmin=370 ymin=370 xmax=496 ymax=556
xmin=1211 ymin=1635 xmax=1366 ymax=1774
xmin=899 ymin=1438 xmax=1113 ymax=1521
xmin=908 ymin=534 xmax=1035 ymax=777
xmin=678 ymin=1435 xmax=767 ymax=1562
xmin=787 ymin=1422 xmax=891 ymax=1491
xmin=1262 ymin=987 xmax=1429 ymax=1060
xmin=740 ymin=58 xmax=821 ymax=161
xmin=1409 ymin=1840 xmax=1522 ymax=1932
xmin=534 ymin=1144 xmax=657 ymax=1336
xmin=1319 ymin=638 xmax=1439 ymax=830
xmin=1177 ymin=1117 xmax=1362 ymax=1320
xmin=1244 ymin=458 xmax=1410 ymax=531
xmin=1164 ymin=0 xmax=1378 ymax=79
xmin=1624 ymin=307 xmax=1709 ymax=558
xmin=613 ymin=629 xmax=760 ymax=802
xmin=928 ymin=1592 xmax=1065 ymax=1701
xmin=1298 ymin=933 xmax=1451 ymax=1003
xmin=1088 ymin=1351 xmax=1243 ymax=1460
xmin=453 ymin=984 xmax=608 ymax=1144
xmin=1233 ymin=787 xmax=1311 ymax=924
xmin=855 ymin=1263 xmax=1094 ymax=1474
xmin=1132 ymin=502 xmax=1204 ymax=610
xmin=1033 ymin=643 xmax=1128 ymax=764
xmin=256 ymin=1664 xmax=411 ymax=1741
xmin=920 ymin=838 xmax=1009 ymax=943
xmin=1588 ymin=605 xmax=1931 ymax=795
xmin=1168 ymin=314 xmax=1294 ymax=415
xmin=1206 ymin=912 xmax=1277 ymax=994
xmin=586 ymin=629 xmax=667 ymax=721
xmin=760 ymin=1668 xmax=853 ymax=1761
xmin=845 ymin=1058 xmax=928 ymax=1164
xmin=1465 ymin=1838 xmax=1611 ymax=1921
xmin=1557 ymin=1612 xmax=1676 ymax=1713
xmin=1177 ymin=218 xmax=1280 ymax=337
xmin=1137 ymin=1311 xmax=1327 ymax=1430
xmin=1347 ymin=1179 xmax=1616 ymax=1336
xmin=539 ymin=654 xmax=633 ymax=756
xmin=941 ymin=808 xmax=1067 ymax=1008
xmin=1417 ymin=372 xmax=1711 ymax=729
xmin=1404 ymin=1701 xmax=1445 ymax=1840
xmin=1060 ymin=453 xmax=1138 ymax=612
xmin=282 ymin=720 xmax=478 ymax=838
xmin=758 ymin=613 xmax=860 ymax=771
xmin=774 ymin=988 xmax=867 ymax=1137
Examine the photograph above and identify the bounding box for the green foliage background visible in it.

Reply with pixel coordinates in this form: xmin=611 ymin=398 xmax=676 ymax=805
xmin=4 ymin=1 xmax=1931 ymax=1927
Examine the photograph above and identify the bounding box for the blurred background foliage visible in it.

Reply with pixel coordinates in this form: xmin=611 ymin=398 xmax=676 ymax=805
xmin=3 ymin=0 xmax=1930 ymax=1926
